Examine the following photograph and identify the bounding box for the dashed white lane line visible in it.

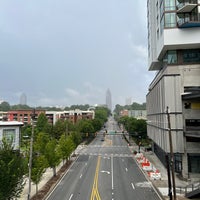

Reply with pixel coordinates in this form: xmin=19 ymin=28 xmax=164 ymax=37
xmin=131 ymin=183 xmax=135 ymax=190
xmin=69 ymin=193 xmax=73 ymax=200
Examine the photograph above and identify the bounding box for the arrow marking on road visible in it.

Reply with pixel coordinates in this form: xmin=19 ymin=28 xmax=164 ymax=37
xmin=125 ymin=168 xmax=128 ymax=172
xmin=100 ymin=170 xmax=110 ymax=174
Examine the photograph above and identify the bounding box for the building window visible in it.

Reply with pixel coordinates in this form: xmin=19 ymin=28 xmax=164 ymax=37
xmin=188 ymin=154 xmax=200 ymax=173
xmin=185 ymin=119 xmax=200 ymax=131
xmin=183 ymin=49 xmax=200 ymax=63
xmin=174 ymin=153 xmax=182 ymax=173
xmin=164 ymin=0 xmax=176 ymax=11
xmin=165 ymin=12 xmax=176 ymax=27
xmin=3 ymin=129 xmax=16 ymax=145
xmin=163 ymin=50 xmax=177 ymax=64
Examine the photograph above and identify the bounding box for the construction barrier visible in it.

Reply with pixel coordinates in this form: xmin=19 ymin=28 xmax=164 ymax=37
xmin=134 ymin=152 xmax=162 ymax=180
xmin=148 ymin=170 xmax=161 ymax=180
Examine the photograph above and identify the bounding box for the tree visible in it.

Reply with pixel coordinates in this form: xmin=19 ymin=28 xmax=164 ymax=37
xmin=70 ymin=131 xmax=82 ymax=147
xmin=77 ymin=120 xmax=95 ymax=137
xmin=0 ymin=101 xmax=10 ymax=111
xmin=44 ymin=139 xmax=60 ymax=177
xmin=135 ymin=119 xmax=147 ymax=138
xmin=31 ymin=155 xmax=48 ymax=194
xmin=53 ymin=119 xmax=66 ymax=139
xmin=0 ymin=140 xmax=26 ymax=200
xmin=34 ymin=132 xmax=50 ymax=155
xmin=36 ymin=113 xmax=49 ymax=133
xmin=57 ymin=135 xmax=75 ymax=164
xmin=95 ymin=107 xmax=109 ymax=124
xmin=92 ymin=118 xmax=103 ymax=132
xmin=11 ymin=104 xmax=31 ymax=110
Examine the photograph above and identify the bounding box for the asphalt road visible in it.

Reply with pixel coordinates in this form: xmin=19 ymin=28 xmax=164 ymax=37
xmin=46 ymin=117 xmax=162 ymax=200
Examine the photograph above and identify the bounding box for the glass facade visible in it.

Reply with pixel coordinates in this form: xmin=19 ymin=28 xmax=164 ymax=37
xmin=163 ymin=50 xmax=178 ymax=64
xmin=183 ymin=49 xmax=200 ymax=63
xmin=164 ymin=0 xmax=176 ymax=11
xmin=165 ymin=13 xmax=176 ymax=27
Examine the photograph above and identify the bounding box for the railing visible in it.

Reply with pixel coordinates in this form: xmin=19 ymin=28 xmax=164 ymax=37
xmin=177 ymin=16 xmax=200 ymax=27
xmin=177 ymin=0 xmax=197 ymax=10
xmin=176 ymin=181 xmax=200 ymax=196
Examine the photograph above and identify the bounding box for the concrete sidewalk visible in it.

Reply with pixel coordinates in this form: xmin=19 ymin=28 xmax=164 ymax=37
xmin=128 ymin=140 xmax=190 ymax=200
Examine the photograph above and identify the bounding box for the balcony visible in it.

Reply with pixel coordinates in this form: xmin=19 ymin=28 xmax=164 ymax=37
xmin=177 ymin=17 xmax=200 ymax=28
xmin=177 ymin=1 xmax=197 ymax=13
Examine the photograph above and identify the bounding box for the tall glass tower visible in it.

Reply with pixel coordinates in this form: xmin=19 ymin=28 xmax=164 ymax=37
xmin=106 ymin=89 xmax=112 ymax=111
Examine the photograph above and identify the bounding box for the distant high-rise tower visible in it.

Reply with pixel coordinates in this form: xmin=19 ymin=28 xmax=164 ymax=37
xmin=126 ymin=97 xmax=132 ymax=105
xmin=106 ymin=89 xmax=112 ymax=111
xmin=20 ymin=93 xmax=27 ymax=105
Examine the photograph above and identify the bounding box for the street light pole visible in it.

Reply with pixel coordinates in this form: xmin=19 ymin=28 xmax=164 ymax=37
xmin=166 ymin=106 xmax=177 ymax=200
xmin=27 ymin=109 xmax=36 ymax=200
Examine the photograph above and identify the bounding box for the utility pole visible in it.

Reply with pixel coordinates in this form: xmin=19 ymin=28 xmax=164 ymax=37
xmin=27 ymin=109 xmax=36 ymax=200
xmin=166 ymin=106 xmax=177 ymax=200
xmin=165 ymin=154 xmax=172 ymax=200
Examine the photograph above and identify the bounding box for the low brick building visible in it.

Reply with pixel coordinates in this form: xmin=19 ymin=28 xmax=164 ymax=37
xmin=7 ymin=109 xmax=45 ymax=125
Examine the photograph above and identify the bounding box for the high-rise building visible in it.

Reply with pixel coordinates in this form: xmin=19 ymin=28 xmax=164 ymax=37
xmin=20 ymin=93 xmax=27 ymax=105
xmin=106 ymin=89 xmax=112 ymax=111
xmin=125 ymin=97 xmax=132 ymax=105
xmin=146 ymin=0 xmax=200 ymax=179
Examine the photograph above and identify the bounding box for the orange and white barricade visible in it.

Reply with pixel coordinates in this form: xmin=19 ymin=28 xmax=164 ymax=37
xmin=148 ymin=169 xmax=161 ymax=180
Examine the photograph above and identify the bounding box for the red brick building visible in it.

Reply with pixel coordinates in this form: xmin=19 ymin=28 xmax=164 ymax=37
xmin=7 ymin=110 xmax=45 ymax=125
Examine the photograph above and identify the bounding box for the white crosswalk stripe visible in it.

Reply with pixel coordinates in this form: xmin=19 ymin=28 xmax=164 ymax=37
xmin=88 ymin=145 xmax=128 ymax=148
xmin=79 ymin=153 xmax=133 ymax=157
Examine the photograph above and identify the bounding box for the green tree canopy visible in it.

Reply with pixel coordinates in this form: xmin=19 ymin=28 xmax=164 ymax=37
xmin=92 ymin=118 xmax=103 ymax=132
xmin=70 ymin=131 xmax=82 ymax=147
xmin=44 ymin=139 xmax=60 ymax=177
xmin=94 ymin=107 xmax=109 ymax=125
xmin=118 ymin=116 xmax=147 ymax=138
xmin=57 ymin=135 xmax=75 ymax=163
xmin=31 ymin=155 xmax=48 ymax=194
xmin=77 ymin=119 xmax=94 ymax=135
xmin=0 ymin=141 xmax=26 ymax=199
xmin=36 ymin=113 xmax=50 ymax=133
xmin=34 ymin=132 xmax=50 ymax=155
xmin=0 ymin=101 xmax=10 ymax=111
xmin=53 ymin=119 xmax=67 ymax=139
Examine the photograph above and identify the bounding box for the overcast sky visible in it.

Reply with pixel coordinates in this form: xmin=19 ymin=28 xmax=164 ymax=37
xmin=0 ymin=0 xmax=154 ymax=108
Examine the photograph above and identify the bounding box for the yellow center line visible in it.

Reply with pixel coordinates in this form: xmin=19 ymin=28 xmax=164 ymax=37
xmin=90 ymin=156 xmax=101 ymax=200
